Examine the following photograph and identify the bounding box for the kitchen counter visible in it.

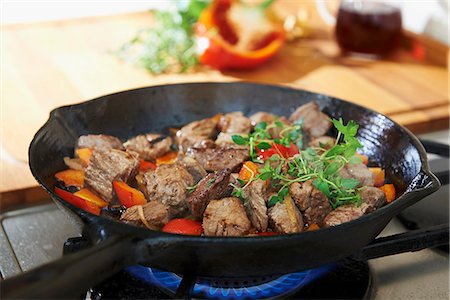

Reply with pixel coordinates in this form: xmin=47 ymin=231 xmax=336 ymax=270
xmin=1 ymin=8 xmax=449 ymax=205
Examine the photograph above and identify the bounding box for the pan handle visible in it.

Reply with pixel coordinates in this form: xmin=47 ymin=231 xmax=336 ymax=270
xmin=420 ymin=139 xmax=449 ymax=184
xmin=353 ymin=223 xmax=449 ymax=261
xmin=0 ymin=234 xmax=137 ymax=299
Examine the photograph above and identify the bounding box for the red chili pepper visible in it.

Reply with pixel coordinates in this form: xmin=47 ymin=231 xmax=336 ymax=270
xmin=257 ymin=143 xmax=299 ymax=161
xmin=139 ymin=160 xmax=157 ymax=172
xmin=113 ymin=181 xmax=147 ymax=208
xmin=55 ymin=187 xmax=100 ymax=215
xmin=195 ymin=0 xmax=285 ymax=70
xmin=162 ymin=219 xmax=203 ymax=236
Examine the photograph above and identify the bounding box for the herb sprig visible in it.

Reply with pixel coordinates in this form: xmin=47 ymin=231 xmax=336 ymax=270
xmin=232 ymin=118 xmax=365 ymax=209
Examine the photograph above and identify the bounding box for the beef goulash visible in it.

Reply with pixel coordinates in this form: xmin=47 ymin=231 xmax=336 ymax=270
xmin=54 ymin=101 xmax=397 ymax=236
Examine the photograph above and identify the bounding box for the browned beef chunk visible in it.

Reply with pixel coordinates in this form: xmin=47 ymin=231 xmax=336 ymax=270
xmin=218 ymin=112 xmax=252 ymax=134
xmin=289 ymin=102 xmax=331 ymax=138
xmin=215 ymin=133 xmax=249 ymax=151
xmin=308 ymin=136 xmax=335 ymax=149
xmin=176 ymin=118 xmax=218 ymax=151
xmin=339 ymin=163 xmax=375 ymax=187
xmin=120 ymin=201 xmax=170 ymax=229
xmin=289 ymin=180 xmax=331 ymax=226
xmin=143 ymin=164 xmax=194 ymax=216
xmin=249 ymin=112 xmax=291 ymax=139
xmin=323 ymin=187 xmax=386 ymax=227
xmin=186 ymin=169 xmax=233 ymax=218
xmin=249 ymin=112 xmax=276 ymax=126
xmin=85 ymin=149 xmax=139 ymax=201
xmin=268 ymin=195 xmax=304 ymax=234
xmin=203 ymin=197 xmax=252 ymax=236
xmin=178 ymin=156 xmax=207 ymax=183
xmin=242 ymin=179 xmax=269 ymax=232
xmin=360 ymin=186 xmax=386 ymax=209
xmin=186 ymin=147 xmax=249 ymax=172
xmin=124 ymin=133 xmax=172 ymax=161
xmin=76 ymin=134 xmax=124 ymax=151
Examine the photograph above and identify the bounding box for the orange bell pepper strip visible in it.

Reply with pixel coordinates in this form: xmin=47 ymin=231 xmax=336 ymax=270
xmin=195 ymin=0 xmax=285 ymax=70
xmin=55 ymin=187 xmax=100 ymax=215
xmin=238 ymin=161 xmax=259 ymax=182
xmin=54 ymin=169 xmax=84 ymax=188
xmin=379 ymin=184 xmax=396 ymax=203
xmin=370 ymin=167 xmax=385 ymax=187
xmin=156 ymin=151 xmax=178 ymax=166
xmin=113 ymin=181 xmax=147 ymax=208
xmin=74 ymin=188 xmax=108 ymax=208
xmin=76 ymin=148 xmax=93 ymax=166
xmin=306 ymin=223 xmax=320 ymax=231
xmin=139 ymin=160 xmax=157 ymax=172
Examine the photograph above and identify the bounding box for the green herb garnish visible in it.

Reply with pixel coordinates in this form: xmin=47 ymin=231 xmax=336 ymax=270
xmin=206 ymin=178 xmax=216 ymax=188
xmin=117 ymin=0 xmax=210 ymax=74
xmin=231 ymin=117 xmax=364 ymax=209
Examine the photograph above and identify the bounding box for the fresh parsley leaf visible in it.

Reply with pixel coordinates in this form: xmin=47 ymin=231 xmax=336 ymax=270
xmin=340 ymin=178 xmax=360 ymax=190
xmin=232 ymin=134 xmax=247 ymax=145
xmin=255 ymin=121 xmax=267 ymax=131
xmin=257 ymin=142 xmax=272 ymax=150
xmin=349 ymin=155 xmax=363 ymax=165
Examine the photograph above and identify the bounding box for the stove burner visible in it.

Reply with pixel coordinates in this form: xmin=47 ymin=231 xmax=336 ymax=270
xmin=125 ymin=264 xmax=334 ymax=299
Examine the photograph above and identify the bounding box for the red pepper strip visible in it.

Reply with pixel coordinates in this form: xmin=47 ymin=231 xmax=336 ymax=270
xmin=54 ymin=169 xmax=85 ymax=188
xmin=257 ymin=231 xmax=278 ymax=236
xmin=195 ymin=0 xmax=285 ymax=70
xmin=139 ymin=160 xmax=157 ymax=172
xmin=162 ymin=219 xmax=203 ymax=236
xmin=113 ymin=181 xmax=147 ymax=208
xmin=238 ymin=161 xmax=259 ymax=182
xmin=74 ymin=188 xmax=108 ymax=208
xmin=55 ymin=187 xmax=100 ymax=215
xmin=257 ymin=143 xmax=299 ymax=161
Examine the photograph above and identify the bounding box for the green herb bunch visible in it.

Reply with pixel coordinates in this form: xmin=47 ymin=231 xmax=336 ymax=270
xmin=231 ymin=118 xmax=364 ymax=209
xmin=117 ymin=0 xmax=210 ymax=74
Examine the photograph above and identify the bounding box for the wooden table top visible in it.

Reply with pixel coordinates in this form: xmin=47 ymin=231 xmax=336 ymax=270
xmin=1 ymin=8 xmax=449 ymax=202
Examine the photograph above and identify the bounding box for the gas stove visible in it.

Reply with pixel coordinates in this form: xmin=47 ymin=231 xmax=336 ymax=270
xmin=0 ymin=137 xmax=448 ymax=299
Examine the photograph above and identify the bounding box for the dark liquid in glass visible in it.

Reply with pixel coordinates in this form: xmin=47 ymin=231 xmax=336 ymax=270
xmin=335 ymin=2 xmax=402 ymax=56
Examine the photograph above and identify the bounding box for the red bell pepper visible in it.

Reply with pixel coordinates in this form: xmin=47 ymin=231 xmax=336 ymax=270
xmin=257 ymin=142 xmax=299 ymax=161
xmin=55 ymin=187 xmax=100 ymax=215
xmin=54 ymin=169 xmax=85 ymax=188
xmin=162 ymin=218 xmax=203 ymax=236
xmin=113 ymin=181 xmax=147 ymax=208
xmin=139 ymin=160 xmax=157 ymax=172
xmin=195 ymin=0 xmax=285 ymax=70
xmin=238 ymin=161 xmax=259 ymax=182
xmin=74 ymin=188 xmax=108 ymax=208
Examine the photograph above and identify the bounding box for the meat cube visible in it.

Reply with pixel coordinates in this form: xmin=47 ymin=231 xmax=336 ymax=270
xmin=215 ymin=132 xmax=249 ymax=150
xmin=120 ymin=201 xmax=170 ymax=229
xmin=339 ymin=163 xmax=375 ymax=187
xmin=289 ymin=102 xmax=331 ymax=138
xmin=76 ymin=134 xmax=124 ymax=151
xmin=124 ymin=133 xmax=172 ymax=161
xmin=186 ymin=147 xmax=249 ymax=172
xmin=203 ymin=197 xmax=252 ymax=236
xmin=178 ymin=156 xmax=207 ymax=183
xmin=85 ymin=149 xmax=139 ymax=201
xmin=218 ymin=112 xmax=252 ymax=134
xmin=249 ymin=113 xmax=291 ymax=139
xmin=186 ymin=169 xmax=233 ymax=218
xmin=143 ymin=164 xmax=195 ymax=216
xmin=242 ymin=179 xmax=269 ymax=232
xmin=360 ymin=186 xmax=386 ymax=210
xmin=289 ymin=180 xmax=331 ymax=226
xmin=249 ymin=112 xmax=276 ymax=126
xmin=176 ymin=118 xmax=218 ymax=151
xmin=308 ymin=136 xmax=335 ymax=149
xmin=268 ymin=195 xmax=304 ymax=234
xmin=323 ymin=187 xmax=386 ymax=227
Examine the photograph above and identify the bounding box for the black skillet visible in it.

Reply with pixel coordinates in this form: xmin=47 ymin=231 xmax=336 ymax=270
xmin=1 ymin=82 xmax=447 ymax=299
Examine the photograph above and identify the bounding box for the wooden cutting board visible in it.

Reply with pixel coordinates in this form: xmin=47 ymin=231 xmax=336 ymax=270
xmin=1 ymin=8 xmax=448 ymax=198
